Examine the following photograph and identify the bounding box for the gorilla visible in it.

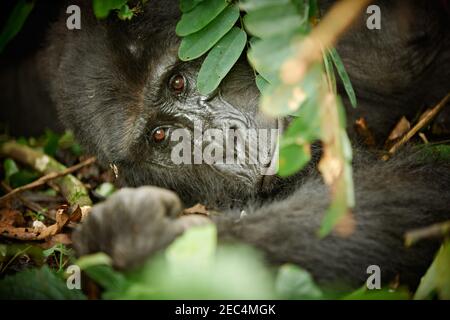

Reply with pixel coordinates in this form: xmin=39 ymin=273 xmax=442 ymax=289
xmin=1 ymin=0 xmax=450 ymax=291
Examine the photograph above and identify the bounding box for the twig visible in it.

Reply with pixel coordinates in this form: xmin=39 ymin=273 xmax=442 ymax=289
xmin=0 ymin=182 xmax=76 ymax=228
xmin=281 ymin=0 xmax=373 ymax=84
xmin=1 ymin=181 xmax=45 ymax=214
xmin=405 ymin=220 xmax=450 ymax=247
xmin=1 ymin=141 xmax=94 ymax=206
xmin=0 ymin=156 xmax=95 ymax=204
xmin=384 ymin=93 xmax=450 ymax=160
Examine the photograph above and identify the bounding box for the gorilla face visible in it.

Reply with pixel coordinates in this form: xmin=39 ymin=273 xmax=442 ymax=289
xmin=50 ymin=0 xmax=278 ymax=207
xmin=48 ymin=0 xmax=449 ymax=207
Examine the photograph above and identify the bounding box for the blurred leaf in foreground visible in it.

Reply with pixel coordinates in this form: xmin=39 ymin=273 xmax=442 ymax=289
xmin=95 ymin=182 xmax=117 ymax=198
xmin=343 ymin=286 xmax=410 ymax=300
xmin=275 ymin=264 xmax=323 ymax=299
xmin=0 ymin=266 xmax=86 ymax=300
xmin=414 ymin=240 xmax=450 ymax=300
xmin=81 ymin=225 xmax=274 ymax=299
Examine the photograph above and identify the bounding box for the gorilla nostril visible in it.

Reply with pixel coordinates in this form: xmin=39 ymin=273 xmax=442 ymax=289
xmin=226 ymin=120 xmax=242 ymax=131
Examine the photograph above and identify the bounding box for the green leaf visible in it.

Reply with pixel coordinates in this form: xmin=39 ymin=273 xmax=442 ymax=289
xmin=247 ymin=31 xmax=301 ymax=83
xmin=328 ymin=47 xmax=357 ymax=108
xmin=176 ymin=0 xmax=228 ymax=36
xmin=180 ymin=0 xmax=205 ymax=13
xmin=77 ymin=253 xmax=128 ymax=292
xmin=240 ymin=0 xmax=290 ymax=11
xmin=44 ymin=130 xmax=60 ymax=156
xmin=9 ymin=170 xmax=40 ymax=188
xmin=243 ymin=3 xmax=307 ymax=39
xmin=92 ymin=0 xmax=128 ymax=19
xmin=197 ymin=27 xmax=247 ymax=95
xmin=308 ymin=0 xmax=319 ymax=20
xmin=166 ymin=224 xmax=217 ymax=271
xmin=283 ymin=97 xmax=321 ymax=142
xmin=95 ymin=182 xmax=117 ymax=198
xmin=117 ymin=4 xmax=134 ymax=20
xmin=0 ymin=0 xmax=35 ymax=53
xmin=343 ymin=286 xmax=410 ymax=300
xmin=97 ymin=225 xmax=274 ymax=299
xmin=318 ymin=182 xmax=347 ymax=237
xmin=323 ymin=50 xmax=337 ymax=94
xmin=179 ymin=5 xmax=239 ymax=61
xmin=260 ymin=65 xmax=322 ymax=117
xmin=119 ymin=246 xmax=274 ymax=299
xmin=275 ymin=264 xmax=323 ymax=299
xmin=76 ymin=252 xmax=113 ymax=270
xmin=414 ymin=240 xmax=450 ymax=300
xmin=43 ymin=243 xmax=73 ymax=258
xmin=318 ymin=155 xmax=354 ymax=238
xmin=0 ymin=244 xmax=45 ymax=265
xmin=58 ymin=130 xmax=83 ymax=156
xmin=255 ymin=75 xmax=269 ymax=93
xmin=417 ymin=144 xmax=450 ymax=162
xmin=4 ymin=158 xmax=19 ymax=181
xmin=278 ymin=143 xmax=311 ymax=177
xmin=0 ymin=266 xmax=86 ymax=300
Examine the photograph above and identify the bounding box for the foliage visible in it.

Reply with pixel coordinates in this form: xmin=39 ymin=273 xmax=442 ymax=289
xmin=43 ymin=243 xmax=75 ymax=274
xmin=93 ymin=0 xmax=136 ymax=20
xmin=3 ymin=158 xmax=40 ymax=188
xmin=414 ymin=240 xmax=450 ymax=300
xmin=0 ymin=0 xmax=35 ymax=53
xmin=80 ymin=225 xmax=276 ymax=299
xmin=0 ymin=0 xmax=356 ymax=235
xmin=0 ymin=225 xmax=425 ymax=300
xmin=0 ymin=266 xmax=85 ymax=300
xmin=0 ymin=0 xmax=449 ymax=301
xmin=174 ymin=0 xmax=356 ymax=236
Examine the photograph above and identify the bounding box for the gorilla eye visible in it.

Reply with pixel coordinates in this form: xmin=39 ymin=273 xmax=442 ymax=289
xmin=169 ymin=74 xmax=185 ymax=94
xmin=152 ymin=127 xmax=167 ymax=143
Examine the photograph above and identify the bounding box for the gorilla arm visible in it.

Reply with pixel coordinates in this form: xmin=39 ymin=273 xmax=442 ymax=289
xmin=216 ymin=157 xmax=450 ymax=289
xmin=74 ymin=153 xmax=450 ymax=289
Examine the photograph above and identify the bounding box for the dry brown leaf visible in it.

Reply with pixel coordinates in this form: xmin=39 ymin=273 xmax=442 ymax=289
xmin=318 ymin=148 xmax=343 ymax=186
xmin=0 ymin=208 xmax=25 ymax=226
xmin=181 ymin=203 xmax=209 ymax=217
xmin=69 ymin=205 xmax=83 ymax=223
xmin=41 ymin=233 xmax=73 ymax=249
xmin=0 ymin=224 xmax=38 ymax=240
xmin=0 ymin=207 xmax=71 ymax=241
xmin=80 ymin=206 xmax=92 ymax=222
xmin=37 ymin=208 xmax=70 ymax=240
xmin=385 ymin=116 xmax=411 ymax=146
xmin=354 ymin=117 xmax=376 ymax=147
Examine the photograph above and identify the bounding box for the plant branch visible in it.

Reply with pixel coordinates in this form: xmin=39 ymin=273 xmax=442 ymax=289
xmin=281 ymin=0 xmax=373 ymax=84
xmin=405 ymin=220 xmax=450 ymax=247
xmin=384 ymin=92 xmax=450 ymax=159
xmin=0 ymin=141 xmax=94 ymax=206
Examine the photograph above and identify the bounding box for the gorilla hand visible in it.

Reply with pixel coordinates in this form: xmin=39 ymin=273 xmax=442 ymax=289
xmin=73 ymin=186 xmax=210 ymax=269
